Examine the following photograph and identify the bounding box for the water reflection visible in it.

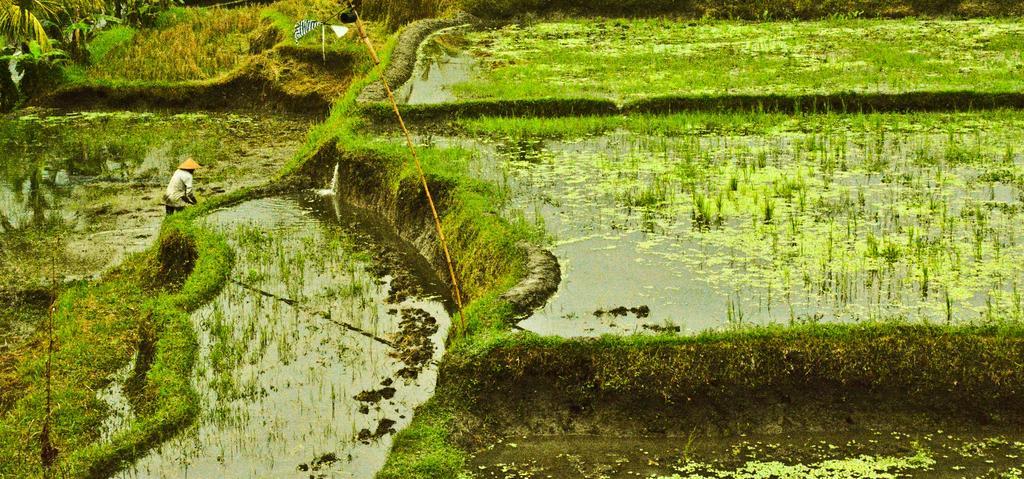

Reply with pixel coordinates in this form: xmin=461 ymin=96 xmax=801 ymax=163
xmin=396 ymin=26 xmax=477 ymax=105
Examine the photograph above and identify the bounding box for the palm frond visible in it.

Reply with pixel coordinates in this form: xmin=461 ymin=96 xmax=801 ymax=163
xmin=0 ymin=2 xmax=50 ymax=47
xmin=0 ymin=0 xmax=104 ymax=48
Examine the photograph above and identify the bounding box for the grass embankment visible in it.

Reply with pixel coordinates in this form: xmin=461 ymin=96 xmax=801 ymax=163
xmin=449 ymin=109 xmax=1024 ymax=138
xmin=0 ymin=204 xmax=234 ymax=477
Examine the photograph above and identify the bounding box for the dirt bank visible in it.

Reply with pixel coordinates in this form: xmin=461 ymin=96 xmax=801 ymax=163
xmin=293 ymin=139 xmax=557 ymax=310
xmin=500 ymin=243 xmax=560 ymax=316
xmin=441 ymin=326 xmax=1024 ymax=450
xmin=37 ymin=46 xmax=359 ymax=116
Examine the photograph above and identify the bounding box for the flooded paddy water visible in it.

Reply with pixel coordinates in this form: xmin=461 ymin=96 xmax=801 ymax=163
xmin=117 ymin=194 xmax=451 ymax=478
xmin=0 ymin=110 xmax=308 ymax=288
xmin=410 ymin=117 xmax=1024 ymax=336
xmin=396 ymin=26 xmax=477 ymax=105
xmin=0 ymin=110 xmax=309 ymax=422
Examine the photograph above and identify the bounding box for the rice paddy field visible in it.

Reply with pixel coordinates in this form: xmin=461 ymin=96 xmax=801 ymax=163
xmin=407 ymin=111 xmax=1024 ymax=335
xmin=375 ymin=16 xmax=1024 ymax=479
xmin=117 ymin=196 xmax=450 ymax=478
xmin=6 ymin=2 xmax=1024 ymax=479
xmin=400 ymin=20 xmax=1024 ymax=104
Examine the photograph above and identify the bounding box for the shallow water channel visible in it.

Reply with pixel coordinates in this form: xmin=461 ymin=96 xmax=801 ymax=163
xmin=414 ymin=124 xmax=1024 ymax=336
xmin=117 ymin=194 xmax=450 ymax=478
xmin=396 ymin=26 xmax=476 ymax=105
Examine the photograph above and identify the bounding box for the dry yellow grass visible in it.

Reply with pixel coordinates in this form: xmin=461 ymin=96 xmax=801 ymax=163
xmin=274 ymin=0 xmax=457 ymax=30
xmin=361 ymin=0 xmax=458 ymax=29
xmin=87 ymin=6 xmax=261 ymax=82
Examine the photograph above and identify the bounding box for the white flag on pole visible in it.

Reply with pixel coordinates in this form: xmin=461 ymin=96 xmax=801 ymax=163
xmin=330 ymin=25 xmax=350 ymax=38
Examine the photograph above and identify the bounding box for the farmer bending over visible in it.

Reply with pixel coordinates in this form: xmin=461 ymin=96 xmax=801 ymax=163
xmin=163 ymin=158 xmax=200 ymax=215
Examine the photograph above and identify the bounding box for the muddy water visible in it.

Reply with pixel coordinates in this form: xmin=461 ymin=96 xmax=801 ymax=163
xmin=396 ymin=27 xmax=476 ymax=105
xmin=414 ymin=127 xmax=1024 ymax=337
xmin=117 ymin=195 xmax=450 ymax=478
xmin=0 ymin=110 xmax=307 ymax=286
xmin=471 ymin=429 xmax=1024 ymax=478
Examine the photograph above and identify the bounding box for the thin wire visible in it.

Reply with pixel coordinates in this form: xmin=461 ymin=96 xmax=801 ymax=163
xmin=352 ymin=13 xmax=468 ymax=336
xmin=43 ymin=229 xmax=57 ymax=476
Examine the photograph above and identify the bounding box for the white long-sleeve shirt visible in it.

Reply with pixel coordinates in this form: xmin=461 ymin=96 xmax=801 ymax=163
xmin=163 ymin=169 xmax=194 ymax=208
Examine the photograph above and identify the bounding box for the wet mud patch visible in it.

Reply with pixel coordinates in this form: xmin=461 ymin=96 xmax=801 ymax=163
xmin=119 ymin=195 xmax=450 ymax=478
xmin=355 ymin=385 xmax=398 ymax=404
xmin=594 ymin=305 xmax=651 ymax=318
xmin=297 ymin=451 xmax=340 ymax=477
xmin=359 ymin=418 xmax=398 ymax=442
xmin=390 ymin=308 xmax=440 ymax=379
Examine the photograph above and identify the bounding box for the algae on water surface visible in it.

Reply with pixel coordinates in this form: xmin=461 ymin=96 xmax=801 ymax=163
xmin=471 ymin=431 xmax=1024 ymax=478
xmin=414 ymin=112 xmax=1024 ymax=335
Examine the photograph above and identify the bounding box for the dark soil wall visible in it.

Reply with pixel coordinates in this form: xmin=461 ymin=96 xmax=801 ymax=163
xmin=442 ymin=326 xmax=1024 ymax=446
xmin=36 ymin=47 xmax=360 ymax=116
xmin=294 ymin=141 xmax=457 ymax=296
xmin=362 ymin=93 xmax=1024 ymax=125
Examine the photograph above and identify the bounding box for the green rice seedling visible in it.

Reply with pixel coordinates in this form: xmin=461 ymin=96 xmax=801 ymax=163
xmin=691 ymin=193 xmax=716 ymax=231
xmin=726 ymin=295 xmax=745 ymax=327
xmin=762 ymin=193 xmax=776 ymax=224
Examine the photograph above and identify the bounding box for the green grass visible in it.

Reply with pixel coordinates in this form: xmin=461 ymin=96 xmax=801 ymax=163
xmin=0 ymin=203 xmax=235 ymax=477
xmin=376 ymin=398 xmax=466 ymax=479
xmin=460 ymin=0 xmax=1024 ymax=19
xmin=454 ymin=110 xmax=1024 ymax=139
xmin=451 ymin=19 xmax=1024 ymax=103
xmin=86 ymin=27 xmax=137 ymax=65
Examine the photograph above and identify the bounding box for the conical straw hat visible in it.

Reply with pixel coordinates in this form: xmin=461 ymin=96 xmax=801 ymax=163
xmin=178 ymin=158 xmax=201 ymax=170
